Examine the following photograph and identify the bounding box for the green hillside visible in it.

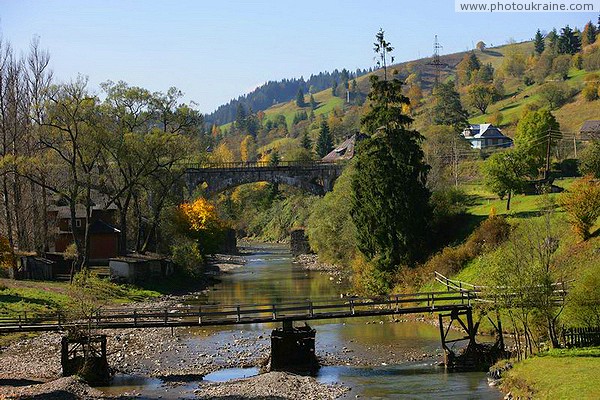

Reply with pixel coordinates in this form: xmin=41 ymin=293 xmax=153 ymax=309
xmin=245 ymin=38 xmax=598 ymax=143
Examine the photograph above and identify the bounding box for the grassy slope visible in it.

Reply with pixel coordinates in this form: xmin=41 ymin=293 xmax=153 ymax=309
xmin=249 ymin=39 xmax=598 ymax=141
xmin=442 ymin=177 xmax=600 ymax=288
xmin=501 ymin=348 xmax=600 ymax=399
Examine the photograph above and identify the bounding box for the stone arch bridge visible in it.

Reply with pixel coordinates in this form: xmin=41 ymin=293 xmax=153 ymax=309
xmin=183 ymin=161 xmax=345 ymax=196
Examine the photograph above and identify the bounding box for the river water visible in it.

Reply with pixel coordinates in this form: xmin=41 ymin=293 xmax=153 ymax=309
xmin=103 ymin=243 xmax=502 ymax=399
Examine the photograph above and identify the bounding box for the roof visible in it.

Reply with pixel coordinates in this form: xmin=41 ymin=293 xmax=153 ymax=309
xmin=580 ymin=120 xmax=600 ymax=135
xmin=322 ymin=133 xmax=367 ymax=162
xmin=89 ymin=220 xmax=121 ymax=234
xmin=48 ymin=191 xmax=118 ymax=218
xmin=462 ymin=124 xmax=511 ymax=140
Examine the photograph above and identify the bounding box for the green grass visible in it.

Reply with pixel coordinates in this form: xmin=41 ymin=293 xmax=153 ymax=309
xmin=502 ymin=347 xmax=600 ymax=399
xmin=263 ymin=90 xmax=345 ymax=129
xmin=469 ymin=66 xmax=600 ymax=134
xmin=0 ymin=277 xmax=161 ymax=318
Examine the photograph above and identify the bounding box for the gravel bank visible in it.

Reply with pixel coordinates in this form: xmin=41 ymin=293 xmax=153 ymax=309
xmin=0 ymin=376 xmax=110 ymax=399
xmin=195 ymin=371 xmax=349 ymax=400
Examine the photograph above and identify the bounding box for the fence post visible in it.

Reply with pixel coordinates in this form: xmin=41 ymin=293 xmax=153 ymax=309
xmin=308 ymin=301 xmax=313 ymax=317
xmin=350 ymin=299 xmax=355 ymax=315
xmin=164 ymin=308 xmax=168 ymax=324
xmin=236 ymin=305 xmax=241 ymax=322
xmin=272 ymin=305 xmax=277 ymax=320
xmin=198 ymin=307 xmax=202 ymax=325
xmin=133 ymin=310 xmax=137 ymax=327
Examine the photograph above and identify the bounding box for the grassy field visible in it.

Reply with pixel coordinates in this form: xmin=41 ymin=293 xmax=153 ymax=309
xmin=0 ymin=277 xmax=161 ymax=319
xmin=501 ymin=348 xmax=600 ymax=399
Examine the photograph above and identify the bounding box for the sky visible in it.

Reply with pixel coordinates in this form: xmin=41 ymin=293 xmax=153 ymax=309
xmin=0 ymin=0 xmax=597 ymax=113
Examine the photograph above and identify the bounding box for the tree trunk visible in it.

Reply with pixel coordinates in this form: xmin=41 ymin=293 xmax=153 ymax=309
xmin=2 ymin=175 xmax=14 ymax=248
xmin=506 ymin=190 xmax=512 ymax=211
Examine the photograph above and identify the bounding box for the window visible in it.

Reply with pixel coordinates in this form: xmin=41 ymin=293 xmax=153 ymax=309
xmin=75 ymin=219 xmax=82 ymax=228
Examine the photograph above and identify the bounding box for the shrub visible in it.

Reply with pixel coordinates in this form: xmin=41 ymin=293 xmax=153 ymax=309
xmin=422 ymin=215 xmax=511 ymax=277
xmin=351 ymin=254 xmax=392 ymax=295
xmin=465 ymin=215 xmax=512 ymax=254
xmin=171 ymin=239 xmax=204 ymax=277
xmin=559 ymin=177 xmax=600 ymax=240
xmin=564 ymin=266 xmax=600 ymax=327
xmin=552 ymin=158 xmax=580 ymax=177
xmin=579 ymin=141 xmax=600 ymax=178
xmin=431 ymin=187 xmax=469 ymax=219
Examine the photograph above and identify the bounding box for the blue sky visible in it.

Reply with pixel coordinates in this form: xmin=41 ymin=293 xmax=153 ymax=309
xmin=0 ymin=1 xmax=596 ymax=112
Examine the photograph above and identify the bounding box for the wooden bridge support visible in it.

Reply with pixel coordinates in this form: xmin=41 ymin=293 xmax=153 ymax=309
xmin=439 ymin=307 xmax=507 ymax=371
xmin=270 ymin=322 xmax=318 ymax=373
xmin=61 ymin=334 xmax=111 ymax=385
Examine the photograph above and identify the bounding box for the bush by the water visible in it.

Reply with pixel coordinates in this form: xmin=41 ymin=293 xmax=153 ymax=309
xmin=307 ymin=165 xmax=357 ymax=265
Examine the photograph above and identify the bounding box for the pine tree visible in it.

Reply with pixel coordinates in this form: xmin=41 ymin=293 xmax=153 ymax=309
xmin=301 ymin=131 xmax=312 ymax=150
xmin=558 ymin=25 xmax=581 ymax=54
xmin=331 ymin=80 xmax=338 ymax=97
xmin=546 ymin=28 xmax=559 ymax=53
xmin=431 ymin=81 xmax=469 ymax=131
xmin=295 ymin=88 xmax=306 ymax=107
xmin=534 ymin=29 xmax=545 ymax=54
xmin=316 ymin=120 xmax=333 ymax=157
xmin=235 ymin=103 xmax=247 ymax=132
xmin=582 ymin=21 xmax=597 ymax=47
xmin=351 ymin=30 xmax=431 ymax=273
xmin=309 ymin=94 xmax=317 ymax=110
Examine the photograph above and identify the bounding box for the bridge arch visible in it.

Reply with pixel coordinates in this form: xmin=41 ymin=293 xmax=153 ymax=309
xmin=183 ymin=161 xmax=343 ymax=197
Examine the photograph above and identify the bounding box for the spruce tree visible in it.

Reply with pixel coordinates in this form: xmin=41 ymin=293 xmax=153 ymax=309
xmin=309 ymin=94 xmax=317 ymax=110
xmin=534 ymin=29 xmax=545 ymax=54
xmin=351 ymin=31 xmax=431 ymax=273
xmin=301 ymin=131 xmax=312 ymax=150
xmin=431 ymin=81 xmax=469 ymax=132
xmin=316 ymin=120 xmax=333 ymax=157
xmin=296 ymin=88 xmax=306 ymax=107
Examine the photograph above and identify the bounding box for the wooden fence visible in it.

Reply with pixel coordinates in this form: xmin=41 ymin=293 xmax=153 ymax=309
xmin=562 ymin=327 xmax=600 ymax=348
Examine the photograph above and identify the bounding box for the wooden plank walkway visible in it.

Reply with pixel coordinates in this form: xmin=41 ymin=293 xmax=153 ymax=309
xmin=0 ymin=291 xmax=473 ymax=334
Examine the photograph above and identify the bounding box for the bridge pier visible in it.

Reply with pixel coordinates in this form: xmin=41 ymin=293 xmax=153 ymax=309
xmin=439 ymin=307 xmax=507 ymax=371
xmin=270 ymin=321 xmax=318 ymax=373
xmin=61 ymin=334 xmax=111 ymax=385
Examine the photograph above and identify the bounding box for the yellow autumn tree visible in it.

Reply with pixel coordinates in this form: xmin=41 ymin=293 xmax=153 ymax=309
xmin=0 ymin=234 xmax=14 ymax=273
xmin=210 ymin=142 xmax=234 ymax=164
xmin=560 ymin=177 xmax=600 ymax=241
xmin=240 ymin=135 xmax=256 ymax=162
xmin=178 ymin=197 xmax=226 ymax=254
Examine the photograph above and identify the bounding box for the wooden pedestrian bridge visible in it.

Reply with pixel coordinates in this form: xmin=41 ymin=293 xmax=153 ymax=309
xmin=0 ymin=289 xmax=474 ymax=334
xmin=0 ymin=273 xmax=568 ymax=375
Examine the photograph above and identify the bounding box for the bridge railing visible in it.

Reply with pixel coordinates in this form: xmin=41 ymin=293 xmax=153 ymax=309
xmin=0 ymin=291 xmax=474 ymax=333
xmin=434 ymin=271 xmax=570 ymax=304
xmin=183 ymin=160 xmax=344 ymax=169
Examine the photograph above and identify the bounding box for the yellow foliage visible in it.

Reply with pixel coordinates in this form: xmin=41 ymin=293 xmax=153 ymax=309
xmin=240 ymin=135 xmax=256 ymax=162
xmin=0 ymin=234 xmax=14 ymax=269
xmin=210 ymin=143 xmax=234 ymax=163
xmin=559 ymin=177 xmax=600 ymax=241
xmin=179 ymin=197 xmax=223 ymax=232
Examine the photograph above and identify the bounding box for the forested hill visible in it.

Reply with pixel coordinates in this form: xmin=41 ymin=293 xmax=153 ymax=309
xmin=205 ymin=68 xmax=371 ymax=126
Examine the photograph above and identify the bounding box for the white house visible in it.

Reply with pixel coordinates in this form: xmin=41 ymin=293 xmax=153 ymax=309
xmin=461 ymin=124 xmax=513 ymax=149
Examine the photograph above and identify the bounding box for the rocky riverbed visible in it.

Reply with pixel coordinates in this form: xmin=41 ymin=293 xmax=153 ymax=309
xmin=0 ymin=250 xmax=449 ymax=399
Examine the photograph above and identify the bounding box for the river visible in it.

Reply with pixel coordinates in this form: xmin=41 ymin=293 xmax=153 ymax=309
xmin=101 ymin=243 xmax=502 ymax=399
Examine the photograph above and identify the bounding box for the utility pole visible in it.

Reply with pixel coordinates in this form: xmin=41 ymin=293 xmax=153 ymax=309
xmin=573 ymin=137 xmax=577 ymax=158
xmin=544 ymin=130 xmax=552 ymax=180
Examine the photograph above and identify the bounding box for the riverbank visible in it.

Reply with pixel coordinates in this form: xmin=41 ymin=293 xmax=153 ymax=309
xmin=498 ymin=347 xmax=600 ymax=399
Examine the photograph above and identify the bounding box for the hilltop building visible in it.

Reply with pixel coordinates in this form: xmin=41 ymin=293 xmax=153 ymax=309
xmin=461 ymin=124 xmax=513 ymax=150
